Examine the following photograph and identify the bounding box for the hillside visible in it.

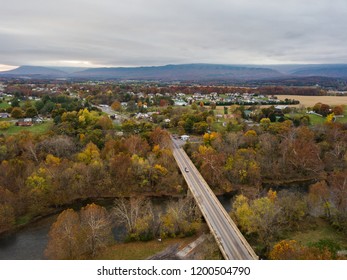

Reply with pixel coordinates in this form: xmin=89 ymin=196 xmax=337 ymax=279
xmin=290 ymin=65 xmax=347 ymax=78
xmin=0 ymin=66 xmax=67 ymax=77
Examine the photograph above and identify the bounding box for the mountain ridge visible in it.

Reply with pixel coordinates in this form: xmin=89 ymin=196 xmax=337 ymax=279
xmin=1 ymin=63 xmax=347 ymax=81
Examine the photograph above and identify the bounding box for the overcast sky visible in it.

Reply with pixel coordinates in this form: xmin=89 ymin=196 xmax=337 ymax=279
xmin=1 ymin=0 xmax=347 ymax=71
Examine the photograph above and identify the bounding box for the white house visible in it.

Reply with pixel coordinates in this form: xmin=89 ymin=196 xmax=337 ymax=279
xmin=180 ymin=135 xmax=190 ymax=141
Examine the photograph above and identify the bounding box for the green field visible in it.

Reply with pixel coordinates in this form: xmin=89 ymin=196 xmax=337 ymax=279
xmin=1 ymin=121 xmax=53 ymax=135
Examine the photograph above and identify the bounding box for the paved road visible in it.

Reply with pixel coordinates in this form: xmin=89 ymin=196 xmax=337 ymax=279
xmin=95 ymin=105 xmax=128 ymax=124
xmin=172 ymin=139 xmax=257 ymax=260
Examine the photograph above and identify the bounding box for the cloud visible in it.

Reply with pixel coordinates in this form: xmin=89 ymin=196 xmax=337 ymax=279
xmin=1 ymin=0 xmax=347 ymax=67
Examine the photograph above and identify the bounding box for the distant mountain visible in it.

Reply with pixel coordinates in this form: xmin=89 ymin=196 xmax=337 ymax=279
xmin=289 ymin=64 xmax=347 ymax=78
xmin=71 ymin=64 xmax=283 ymax=81
xmin=2 ymin=63 xmax=347 ymax=81
xmin=0 ymin=66 xmax=67 ymax=77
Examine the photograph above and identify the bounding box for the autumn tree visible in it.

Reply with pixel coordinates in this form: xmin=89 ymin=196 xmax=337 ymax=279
xmin=124 ymin=134 xmax=150 ymax=156
xmin=231 ymin=190 xmax=282 ymax=249
xmin=11 ymin=107 xmax=24 ymax=119
xmin=108 ymin=153 xmax=134 ymax=193
xmin=277 ymin=190 xmax=308 ymax=229
xmin=45 ymin=209 xmax=82 ymax=259
xmin=269 ymin=239 xmax=334 ymax=260
xmin=25 ymin=167 xmax=53 ymax=214
xmin=96 ymin=115 xmax=114 ymax=130
xmin=111 ymin=101 xmax=122 ymax=111
xmin=225 ymin=148 xmax=261 ymax=189
xmin=77 ymin=142 xmax=101 ymax=165
xmin=332 ymin=105 xmax=344 ymax=116
xmin=280 ymin=126 xmax=323 ymax=178
xmin=160 ymin=197 xmax=201 ymax=238
xmin=308 ymin=181 xmax=330 ymax=217
xmin=149 ymin=127 xmax=171 ymax=149
xmin=0 ymin=203 xmax=15 ymax=233
xmin=193 ymin=145 xmax=230 ymax=191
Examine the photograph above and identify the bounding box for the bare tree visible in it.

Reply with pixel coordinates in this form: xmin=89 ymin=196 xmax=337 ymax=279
xmin=112 ymin=197 xmax=155 ymax=239
xmin=80 ymin=203 xmax=114 ymax=257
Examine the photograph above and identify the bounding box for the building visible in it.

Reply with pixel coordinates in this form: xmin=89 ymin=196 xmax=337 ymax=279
xmin=16 ymin=118 xmax=33 ymax=126
xmin=174 ymin=100 xmax=188 ymax=106
xmin=0 ymin=113 xmax=10 ymax=118
xmin=180 ymin=135 xmax=190 ymax=141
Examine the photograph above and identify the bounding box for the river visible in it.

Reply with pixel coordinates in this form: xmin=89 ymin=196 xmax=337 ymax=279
xmin=0 ymin=194 xmax=234 ymax=260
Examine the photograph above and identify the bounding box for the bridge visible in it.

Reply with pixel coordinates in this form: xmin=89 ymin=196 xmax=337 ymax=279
xmin=172 ymin=139 xmax=258 ymax=260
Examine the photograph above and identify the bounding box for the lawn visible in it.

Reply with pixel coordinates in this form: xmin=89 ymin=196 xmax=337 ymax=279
xmin=0 ymin=101 xmax=10 ymax=110
xmin=285 ymin=113 xmax=326 ymax=125
xmin=2 ymin=121 xmax=53 ymax=135
xmin=308 ymin=114 xmax=325 ymax=125
xmin=95 ymin=236 xmax=197 ymax=260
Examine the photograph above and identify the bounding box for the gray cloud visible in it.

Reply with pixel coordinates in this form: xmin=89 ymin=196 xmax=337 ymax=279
xmin=1 ymin=0 xmax=347 ymax=67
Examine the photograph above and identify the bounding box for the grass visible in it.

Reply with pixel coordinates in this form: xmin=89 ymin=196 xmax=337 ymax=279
xmin=95 ymin=236 xmax=197 ymax=260
xmin=285 ymin=113 xmax=326 ymax=125
xmin=308 ymin=114 xmax=326 ymax=125
xmin=287 ymin=218 xmax=347 ymax=249
xmin=2 ymin=121 xmax=53 ymax=135
xmin=0 ymin=102 xmax=10 ymax=110
xmin=336 ymin=106 xmax=347 ymax=123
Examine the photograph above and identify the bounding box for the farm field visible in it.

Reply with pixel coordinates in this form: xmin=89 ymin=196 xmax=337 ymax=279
xmin=276 ymin=95 xmax=347 ymax=107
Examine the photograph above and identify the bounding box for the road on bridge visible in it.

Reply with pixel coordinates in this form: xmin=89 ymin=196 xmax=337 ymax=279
xmin=172 ymin=138 xmax=257 ymax=260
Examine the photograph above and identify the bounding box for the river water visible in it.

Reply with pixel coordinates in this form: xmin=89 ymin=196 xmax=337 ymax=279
xmin=0 ymin=195 xmax=234 ymax=260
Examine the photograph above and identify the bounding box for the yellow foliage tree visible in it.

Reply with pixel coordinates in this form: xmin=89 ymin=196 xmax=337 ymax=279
xmin=0 ymin=121 xmax=11 ymax=130
xmin=77 ymin=142 xmax=101 ymax=165
xmin=326 ymin=113 xmax=335 ymax=123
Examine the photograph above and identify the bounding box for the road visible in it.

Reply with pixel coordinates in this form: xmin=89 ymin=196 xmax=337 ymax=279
xmin=95 ymin=105 xmax=128 ymax=124
xmin=172 ymin=138 xmax=258 ymax=260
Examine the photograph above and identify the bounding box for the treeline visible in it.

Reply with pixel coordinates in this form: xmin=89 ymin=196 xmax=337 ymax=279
xmin=258 ymin=86 xmax=326 ymax=96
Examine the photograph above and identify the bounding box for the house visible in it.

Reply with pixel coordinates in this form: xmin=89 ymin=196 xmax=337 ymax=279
xmin=0 ymin=113 xmax=10 ymax=118
xmin=174 ymin=100 xmax=188 ymax=106
xmin=275 ymin=105 xmax=288 ymax=110
xmin=33 ymin=117 xmax=44 ymax=124
xmin=180 ymin=135 xmax=190 ymax=141
xmin=16 ymin=118 xmax=33 ymax=126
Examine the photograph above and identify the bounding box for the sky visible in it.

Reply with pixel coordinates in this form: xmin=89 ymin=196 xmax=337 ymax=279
xmin=1 ymin=0 xmax=347 ymax=71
